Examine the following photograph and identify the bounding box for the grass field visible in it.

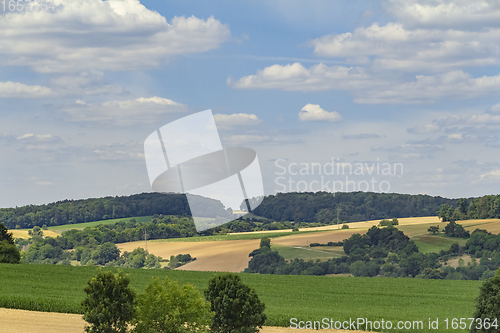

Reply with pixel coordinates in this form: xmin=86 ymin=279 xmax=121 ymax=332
xmin=412 ymin=235 xmax=468 ymax=254
xmin=0 ymin=263 xmax=481 ymax=332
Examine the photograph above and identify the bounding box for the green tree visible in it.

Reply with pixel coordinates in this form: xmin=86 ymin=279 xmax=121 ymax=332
xmin=471 ymin=269 xmax=500 ymax=332
xmin=0 ymin=223 xmax=20 ymax=264
xmin=133 ymin=277 xmax=211 ymax=333
xmin=82 ymin=270 xmax=136 ymax=333
xmin=437 ymin=204 xmax=453 ymax=222
xmin=205 ymin=273 xmax=266 ymax=333
xmin=428 ymin=226 xmax=440 ymax=234
xmin=259 ymin=237 xmax=271 ymax=248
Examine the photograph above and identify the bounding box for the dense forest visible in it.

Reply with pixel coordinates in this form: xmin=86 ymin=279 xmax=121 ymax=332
xmin=0 ymin=193 xmax=230 ymax=229
xmin=252 ymin=192 xmax=458 ymax=222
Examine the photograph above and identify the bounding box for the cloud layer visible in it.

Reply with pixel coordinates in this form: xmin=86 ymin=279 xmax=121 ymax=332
xmin=0 ymin=0 xmax=231 ymax=73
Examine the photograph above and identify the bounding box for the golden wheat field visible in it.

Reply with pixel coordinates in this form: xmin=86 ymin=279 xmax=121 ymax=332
xmin=9 ymin=229 xmax=60 ymax=239
xmin=0 ymin=308 xmax=370 ymax=333
xmin=117 ymin=239 xmax=261 ymax=272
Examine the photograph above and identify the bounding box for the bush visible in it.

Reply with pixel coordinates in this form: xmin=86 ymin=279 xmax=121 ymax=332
xmin=0 ymin=223 xmax=20 ymax=264
xmin=133 ymin=277 xmax=211 ymax=333
xmin=471 ymin=269 xmax=500 ymax=332
xmin=341 ymin=224 xmax=349 ymax=229
xmin=82 ymin=270 xmax=136 ymax=333
xmin=205 ymin=273 xmax=266 ymax=333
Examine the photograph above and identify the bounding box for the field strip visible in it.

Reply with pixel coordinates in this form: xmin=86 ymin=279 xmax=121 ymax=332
xmin=229 ymin=216 xmax=441 ymax=235
xmin=0 ymin=308 xmax=371 ymax=333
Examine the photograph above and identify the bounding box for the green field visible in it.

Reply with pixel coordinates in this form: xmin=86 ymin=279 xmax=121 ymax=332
xmin=412 ymin=235 xmax=468 ymax=254
xmin=272 ymin=244 xmax=345 ymax=260
xmin=41 ymin=216 xmax=153 ymax=232
xmin=0 ymin=263 xmax=481 ymax=332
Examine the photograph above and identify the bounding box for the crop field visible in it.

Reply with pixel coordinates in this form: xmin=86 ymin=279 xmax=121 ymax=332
xmin=272 ymin=244 xmax=345 ymax=260
xmin=411 ymin=235 xmax=468 ymax=254
xmin=0 ymin=263 xmax=481 ymax=332
xmin=118 ymin=239 xmax=261 ymax=272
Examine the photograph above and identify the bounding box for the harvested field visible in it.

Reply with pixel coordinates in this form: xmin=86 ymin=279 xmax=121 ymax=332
xmin=271 ymin=229 xmax=362 ymax=247
xmin=230 ymin=216 xmax=441 ymax=235
xmin=0 ymin=308 xmax=371 ymax=333
xmin=9 ymin=229 xmax=60 ymax=239
xmin=117 ymin=239 xmax=260 ymax=272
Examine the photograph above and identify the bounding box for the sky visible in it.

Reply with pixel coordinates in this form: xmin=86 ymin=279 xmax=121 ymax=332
xmin=1 ymin=0 xmax=500 ymax=208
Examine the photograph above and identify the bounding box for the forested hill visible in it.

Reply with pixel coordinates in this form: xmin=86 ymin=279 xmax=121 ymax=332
xmin=0 ymin=193 xmax=230 ymax=229
xmin=252 ymin=192 xmax=458 ymax=223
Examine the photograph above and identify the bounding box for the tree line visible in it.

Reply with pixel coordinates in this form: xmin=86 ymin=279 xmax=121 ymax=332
xmin=0 ymin=193 xmax=231 ymax=229
xmin=252 ymin=191 xmax=458 ymax=223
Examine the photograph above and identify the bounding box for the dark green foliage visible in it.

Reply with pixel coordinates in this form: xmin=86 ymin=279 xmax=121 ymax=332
xmin=0 ymin=193 xmax=231 ymax=229
xmin=0 ymin=222 xmax=15 ymax=244
xmin=0 ymin=240 xmax=21 ymax=264
xmin=0 ymin=223 xmax=20 ymax=264
xmin=132 ymin=277 xmax=211 ymax=333
xmin=444 ymin=221 xmax=470 ymax=238
xmin=252 ymin=191 xmax=457 ymax=222
xmin=260 ymin=237 xmax=271 ymax=248
xmin=168 ymin=254 xmax=196 ymax=269
xmin=428 ymin=225 xmax=440 ymax=234
xmin=379 ymin=218 xmax=399 ymax=227
xmin=471 ymin=270 xmax=500 ymax=333
xmin=205 ymin=273 xmax=266 ymax=333
xmin=82 ymin=270 xmax=136 ymax=333
xmin=437 ymin=204 xmax=454 ymax=222
xmin=341 ymin=224 xmax=349 ymax=229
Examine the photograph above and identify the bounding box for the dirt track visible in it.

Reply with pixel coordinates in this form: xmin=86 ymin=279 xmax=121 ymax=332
xmin=0 ymin=308 xmax=369 ymax=333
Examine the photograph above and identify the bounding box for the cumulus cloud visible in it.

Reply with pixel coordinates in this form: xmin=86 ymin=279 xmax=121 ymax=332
xmin=229 ymin=62 xmax=381 ymax=92
xmin=213 ymin=113 xmax=262 ymax=128
xmin=0 ymin=0 xmax=231 ymax=73
xmin=309 ymin=22 xmax=500 ymax=72
xmin=231 ymin=62 xmax=500 ymax=104
xmin=299 ymin=104 xmax=341 ymax=122
xmin=0 ymin=81 xmax=52 ymax=98
xmin=386 ymin=0 xmax=500 ymax=29
xmin=60 ymin=96 xmax=189 ymax=126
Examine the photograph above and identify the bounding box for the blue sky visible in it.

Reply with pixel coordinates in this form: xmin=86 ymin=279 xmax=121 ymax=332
xmin=1 ymin=0 xmax=500 ymax=208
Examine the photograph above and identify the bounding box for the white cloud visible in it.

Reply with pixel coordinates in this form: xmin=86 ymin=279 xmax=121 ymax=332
xmin=229 ymin=62 xmax=381 ymax=92
xmin=309 ymin=22 xmax=500 ymax=72
xmin=386 ymin=0 xmax=500 ymax=29
xmin=299 ymin=104 xmax=341 ymax=122
xmin=213 ymin=113 xmax=262 ymax=128
xmin=0 ymin=81 xmax=52 ymax=98
xmin=231 ymin=62 xmax=500 ymax=104
xmin=490 ymin=103 xmax=500 ymax=114
xmin=0 ymin=0 xmax=231 ymax=73
xmin=407 ymin=124 xmax=440 ymax=134
xmin=16 ymin=133 xmax=63 ymax=144
xmin=60 ymin=96 xmax=189 ymax=125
